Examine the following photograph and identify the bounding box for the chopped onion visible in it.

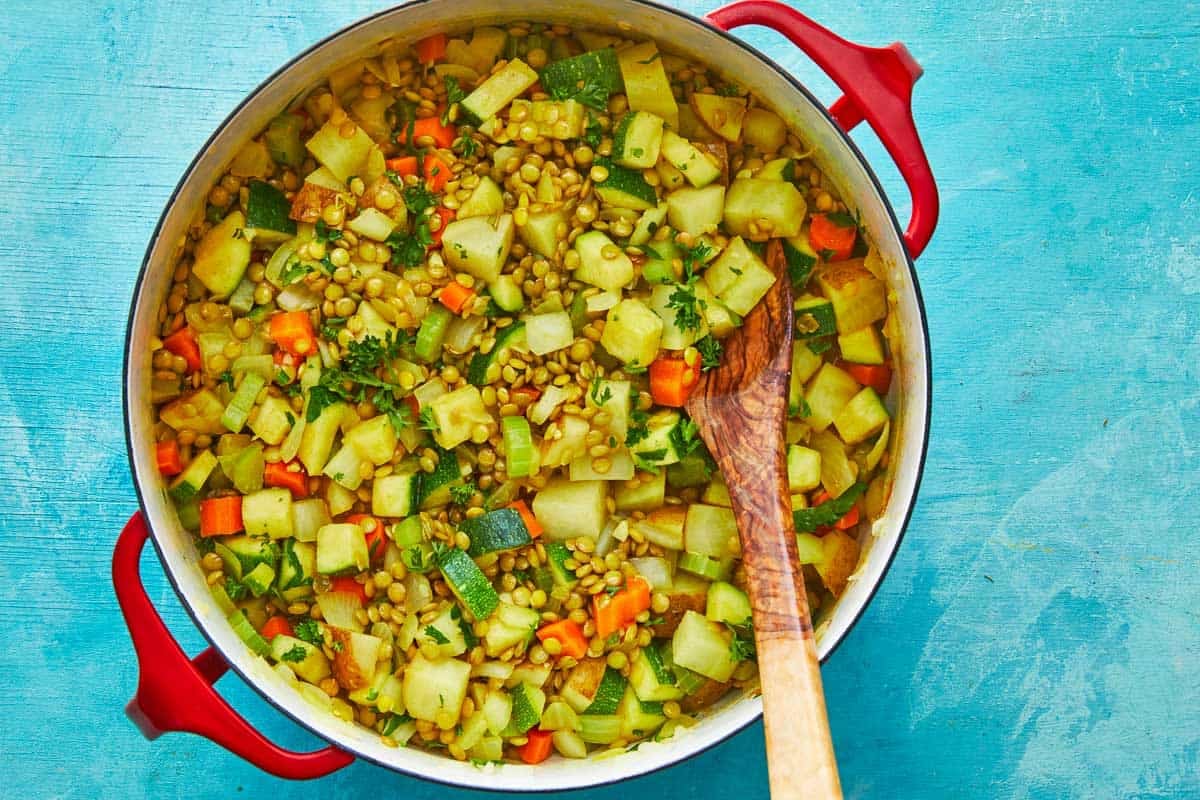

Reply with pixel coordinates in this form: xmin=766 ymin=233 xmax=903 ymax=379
xmin=316 ymin=589 xmax=364 ymax=632
xmin=444 ymin=315 xmax=487 ymax=354
xmin=471 ymin=661 xmax=515 ymax=681
xmin=404 ymin=572 xmax=432 ymax=615
xmin=276 ymin=284 xmax=321 ymax=312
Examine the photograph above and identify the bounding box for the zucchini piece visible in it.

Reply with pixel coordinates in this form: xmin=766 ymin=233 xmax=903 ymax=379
xmin=757 ymin=157 xmax=796 ymax=182
xmin=414 ymin=304 xmax=454 ymax=363
xmin=833 ymin=387 xmax=890 ymax=446
xmin=783 ymin=234 xmax=818 ymax=288
xmin=501 ymin=415 xmax=535 ymax=478
xmin=787 ymin=445 xmax=822 ymax=493
xmin=617 ymin=686 xmax=666 ymax=739
xmin=804 ymin=363 xmax=861 ymax=433
xmin=214 ymin=534 xmax=276 ymax=581
xmin=701 ymin=477 xmax=732 ymax=508
xmin=403 ymin=653 xmax=472 ymax=726
xmin=271 ymin=634 xmax=331 ymax=684
xmin=484 ymin=602 xmax=540 ymax=656
xmin=347 ymin=207 xmax=398 ymax=242
xmin=705 ymin=581 xmax=751 ymax=625
xmin=612 ymin=111 xmax=665 ymax=170
xmin=545 ymin=541 xmax=578 ymax=587
xmin=617 ymin=42 xmax=678 ymax=128
xmin=168 ymin=449 xmax=218 ymax=503
xmin=244 ymin=181 xmax=297 ymax=243
xmin=666 ymin=184 xmax=725 ymax=237
xmin=539 ymin=48 xmax=623 ymax=107
xmin=671 ymin=610 xmax=738 ymax=682
xmin=241 ymin=561 xmax=276 ymax=597
xmin=372 ymin=468 xmax=420 ymax=518
xmin=629 ymin=409 xmax=686 ymax=468
xmin=667 ymin=449 xmax=712 ymax=489
xmin=467 ymin=322 xmax=526 ymax=386
xmin=229 ymin=139 xmax=272 ymax=179
xmin=441 ymin=214 xmax=515 ymax=285
xmin=416 ymin=605 xmax=468 ymax=658
xmin=531 ymin=478 xmax=608 ymax=541
xmin=630 ymin=202 xmax=669 ymax=247
xmin=461 ymin=507 xmax=533 ymax=557
xmin=507 ymin=682 xmax=546 ymax=734
xmin=810 ymin=429 xmax=858 ymax=499
xmin=677 ymin=551 xmax=734 ymax=582
xmin=630 ymin=641 xmax=684 ymax=702
xmin=594 ymin=158 xmax=658 ymax=210
xmin=684 ymin=503 xmax=738 ymax=560
xmin=689 ymin=93 xmax=747 ymax=142
xmin=578 ymin=714 xmax=622 ymax=744
xmin=600 ymin=298 xmax=662 ymax=368
xmin=722 ymin=178 xmax=806 ymax=239
xmin=659 ymin=131 xmax=720 ymax=189
xmin=305 ymin=119 xmax=373 ymax=183
xmin=193 ymin=210 xmax=252 ymax=297
xmin=220 ymin=371 xmax=267 ymax=433
xmin=525 ymin=310 xmax=574 ymax=356
xmin=315 ymin=522 xmax=369 ymax=575
xmin=298 ymin=400 xmax=345 ymax=475
xmin=264 ymin=114 xmax=305 ymax=168
xmin=794 ymin=296 xmax=837 ymax=342
xmin=815 ymin=259 xmax=888 ymax=334
xmin=278 ymin=538 xmax=316 ymax=600
xmin=437 ymin=547 xmax=500 ymax=619
xmin=574 ymin=230 xmax=635 ymax=293
xmin=583 ymin=667 xmax=626 ymax=715
xmin=415 ymin=446 xmax=462 ymax=509
xmin=322 ymin=443 xmax=365 ymax=490
xmin=241 ymin=486 xmax=294 ymax=539
xmin=702 ymin=236 xmax=776 ymax=317
xmin=838 ymin=325 xmax=885 ymax=365
xmin=460 ymin=58 xmax=539 ymax=124
xmin=429 ymin=385 xmax=492 ymax=450
xmin=489 ymin=274 xmax=525 ymax=313
xmin=517 ymin=208 xmax=567 ymax=260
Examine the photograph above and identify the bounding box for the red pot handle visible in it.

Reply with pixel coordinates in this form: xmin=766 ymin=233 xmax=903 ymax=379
xmin=706 ymin=0 xmax=939 ymax=259
xmin=113 ymin=512 xmax=354 ymax=779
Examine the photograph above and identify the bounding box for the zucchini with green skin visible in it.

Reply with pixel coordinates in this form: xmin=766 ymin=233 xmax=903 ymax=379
xmin=484 ymin=601 xmax=541 ymax=656
xmin=168 ymin=449 xmax=218 ymax=503
xmin=539 ymin=48 xmax=623 ymax=107
xmin=277 ymin=538 xmax=315 ymax=601
xmin=671 ymin=610 xmax=738 ymax=682
xmin=241 ymin=487 xmax=294 ymax=539
xmin=793 ymin=296 xmax=837 ymax=339
xmin=315 ymin=522 xmax=369 ymax=575
xmin=415 ymin=446 xmax=462 ymax=509
xmin=705 ymin=581 xmax=751 ymax=625
xmin=583 ymin=667 xmax=627 ymax=715
xmin=193 ymin=211 xmax=252 ymax=297
xmin=593 ymin=158 xmax=658 ymax=210
xmin=271 ymin=634 xmax=331 ymax=684
xmin=460 ymin=59 xmax=539 ymax=124
xmin=461 ymin=507 xmax=533 ymax=556
xmin=243 ymin=181 xmax=296 ymax=243
xmin=630 ymin=641 xmax=684 ymax=702
xmin=437 ymin=546 xmax=499 ymax=619
xmin=544 ymin=541 xmax=578 ymax=587
xmin=215 ymin=534 xmax=277 ymax=582
xmin=506 ymin=682 xmax=547 ymax=734
xmin=612 ymin=111 xmax=664 ymax=170
xmin=467 ymin=323 xmax=526 ymax=386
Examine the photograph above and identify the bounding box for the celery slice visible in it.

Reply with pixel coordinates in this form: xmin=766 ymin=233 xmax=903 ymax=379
xmin=220 ymin=372 xmax=267 ymax=432
xmin=227 ymin=609 xmax=270 ymax=656
xmin=414 ymin=305 xmax=454 ymax=362
xmin=501 ymin=415 xmax=534 ymax=477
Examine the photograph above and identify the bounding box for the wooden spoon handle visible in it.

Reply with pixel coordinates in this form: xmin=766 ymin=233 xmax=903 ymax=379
xmin=727 ymin=468 xmax=843 ymax=800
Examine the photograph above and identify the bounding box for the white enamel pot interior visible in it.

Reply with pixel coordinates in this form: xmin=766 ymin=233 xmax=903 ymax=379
xmin=124 ymin=0 xmax=931 ymax=790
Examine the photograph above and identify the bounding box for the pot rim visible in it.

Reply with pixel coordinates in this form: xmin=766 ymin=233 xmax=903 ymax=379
xmin=122 ymin=0 xmax=932 ymax=788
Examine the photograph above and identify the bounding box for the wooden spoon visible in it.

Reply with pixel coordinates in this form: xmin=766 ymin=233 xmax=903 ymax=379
xmin=686 ymin=239 xmax=842 ymax=799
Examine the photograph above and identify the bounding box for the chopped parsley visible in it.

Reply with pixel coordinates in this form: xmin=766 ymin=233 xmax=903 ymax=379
xmin=625 ymin=408 xmax=650 ymax=447
xmin=667 ymin=284 xmax=703 ymax=332
xmin=582 ymin=112 xmax=603 ymax=149
xmin=419 ymin=405 xmax=440 ymax=433
xmin=442 ymin=75 xmax=467 ymax=124
xmin=726 ymin=619 xmax=756 ymax=661
xmin=717 ymin=83 xmax=742 ymax=97
xmin=314 ymin=219 xmax=343 ymax=244
xmin=320 ymin=316 xmax=348 ymax=341
xmin=823 ymin=211 xmax=858 ymax=230
xmin=223 ymin=576 xmax=249 ymax=602
xmin=449 ymin=482 xmax=475 ymax=506
xmin=677 ymin=239 xmax=715 ymax=282
xmin=278 ymin=256 xmax=311 ymax=287
xmin=793 ymin=483 xmax=866 ymax=532
xmin=455 ymin=132 xmax=479 ymax=159
xmin=424 ymin=625 xmax=451 ymax=645
xmin=385 ymin=182 xmax=441 ymax=268
xmin=669 ymin=417 xmax=702 ymax=459
xmin=550 ymin=77 xmax=611 ymax=110
xmin=696 ymin=336 xmax=722 ymax=371
xmin=305 ymin=331 xmax=413 ymax=432
xmin=294 ymin=619 xmax=323 ymax=645
xmin=590 ymin=377 xmax=613 ymax=406
xmin=280 ymin=644 xmax=308 ymax=663
xmin=217 ymin=370 xmax=235 ymax=391
xmin=274 ymin=368 xmax=291 ymax=387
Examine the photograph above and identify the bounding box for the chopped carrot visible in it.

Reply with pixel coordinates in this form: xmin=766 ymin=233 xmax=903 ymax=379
xmin=414 ymin=33 xmax=448 ymax=64
xmin=404 ymin=394 xmax=421 ymax=420
xmin=648 ymin=355 xmax=700 ymax=407
xmin=385 ymin=155 xmax=420 ymax=176
xmin=156 ymin=440 xmax=183 ymax=476
xmin=517 ymin=729 xmax=554 ymax=764
xmin=809 ymin=213 xmax=858 ymax=261
xmin=429 ymin=206 xmax=456 ymax=246
xmin=329 ymin=576 xmax=367 ymax=605
xmin=347 ymin=513 xmax=388 ymax=563
xmin=834 ymin=504 xmax=860 ymax=530
xmin=508 ymin=500 xmax=544 ymax=539
xmin=269 ymin=311 xmax=316 ymax=357
xmin=536 ymin=619 xmax=588 ymax=659
xmin=260 ymin=615 xmax=294 ymax=641
xmin=264 ymin=460 xmax=309 ymax=498
xmin=511 ymin=386 xmax=542 ymax=404
xmin=438 ymin=281 xmax=475 ymax=314
xmin=593 ymin=576 xmax=652 ymax=639
xmin=397 ymin=116 xmax=456 ymax=150
xmin=422 ymin=153 xmax=452 ymax=192
xmin=199 ymin=496 xmax=244 ymax=537
xmin=841 ymin=362 xmax=892 ymax=395
xmin=162 ymin=326 xmax=202 ymax=373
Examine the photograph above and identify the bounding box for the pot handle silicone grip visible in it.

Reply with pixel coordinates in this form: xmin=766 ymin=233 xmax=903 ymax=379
xmin=113 ymin=512 xmax=354 ymax=779
xmin=706 ymin=0 xmax=939 ymax=258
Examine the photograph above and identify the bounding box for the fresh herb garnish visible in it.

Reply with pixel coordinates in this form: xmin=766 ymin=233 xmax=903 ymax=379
xmin=449 ymin=482 xmax=475 ymax=506
xmin=604 ymin=584 xmax=622 ymax=597
xmin=320 ymin=316 xmax=348 ymax=341
xmin=424 ymin=625 xmax=451 ymax=645
xmin=667 ymin=284 xmax=703 ymax=332
xmin=305 ymin=331 xmax=412 ymax=432
xmin=455 ymin=133 xmax=479 ymax=159
xmin=792 ymin=483 xmax=866 ymax=532
xmin=590 ymin=377 xmax=613 ymax=406
xmin=218 ymin=370 xmax=235 ymax=391
xmin=278 ymin=256 xmax=311 ymax=286
xmin=726 ymin=619 xmax=756 ymax=660
xmin=669 ymin=417 xmax=702 ymax=458
xmin=550 ymin=77 xmax=610 ymax=110
xmin=442 ymin=75 xmax=467 ymax=124
xmin=677 ymin=239 xmax=715 ymax=282
xmin=582 ymin=112 xmax=603 ymax=149
xmin=696 ymin=336 xmax=722 ymax=371
xmin=823 ymin=211 xmax=858 ymax=229
xmin=224 ymin=576 xmax=249 ymax=602
xmin=275 ymin=368 xmax=291 ymax=387
xmin=788 ymin=397 xmax=812 ymax=419
xmin=717 ymin=83 xmax=742 ymax=97
xmin=419 ymin=405 xmax=440 ymax=433
xmin=807 ymin=337 xmax=834 ymax=355
xmin=294 ymin=619 xmax=323 ymax=645
xmin=634 ymin=448 xmax=668 ymax=472
xmin=280 ymin=644 xmax=308 ymax=663
xmin=625 ymin=408 xmax=650 ymax=447
xmin=314 ymin=219 xmax=343 ymax=244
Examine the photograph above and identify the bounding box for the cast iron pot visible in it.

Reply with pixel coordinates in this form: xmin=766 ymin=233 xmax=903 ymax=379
xmin=115 ymin=0 xmax=938 ymax=788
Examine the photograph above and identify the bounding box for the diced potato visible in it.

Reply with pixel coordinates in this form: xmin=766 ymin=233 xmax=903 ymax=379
xmin=814 ymin=530 xmax=861 ymax=596
xmin=742 ymin=108 xmax=787 ymax=153
xmin=815 ymin=259 xmax=888 ymax=334
xmin=229 ymin=140 xmax=273 ymax=179
xmin=305 ymin=119 xmax=374 ymax=182
xmin=531 ymin=478 xmax=608 ymax=541
xmin=600 ymin=299 xmax=663 ymax=368
xmin=689 ymin=93 xmax=747 ymax=142
xmin=722 ymin=178 xmax=806 ymax=239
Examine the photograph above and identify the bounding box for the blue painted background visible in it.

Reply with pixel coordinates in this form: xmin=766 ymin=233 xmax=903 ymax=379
xmin=2 ymin=0 xmax=1198 ymax=797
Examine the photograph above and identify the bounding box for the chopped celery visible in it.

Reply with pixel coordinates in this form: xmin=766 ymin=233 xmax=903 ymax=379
xmin=501 ymin=415 xmax=534 ymax=477
xmin=220 ymin=372 xmax=267 ymax=433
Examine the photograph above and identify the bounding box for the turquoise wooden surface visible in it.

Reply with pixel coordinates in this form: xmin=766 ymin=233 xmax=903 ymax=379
xmin=1 ymin=0 xmax=1197 ymax=796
